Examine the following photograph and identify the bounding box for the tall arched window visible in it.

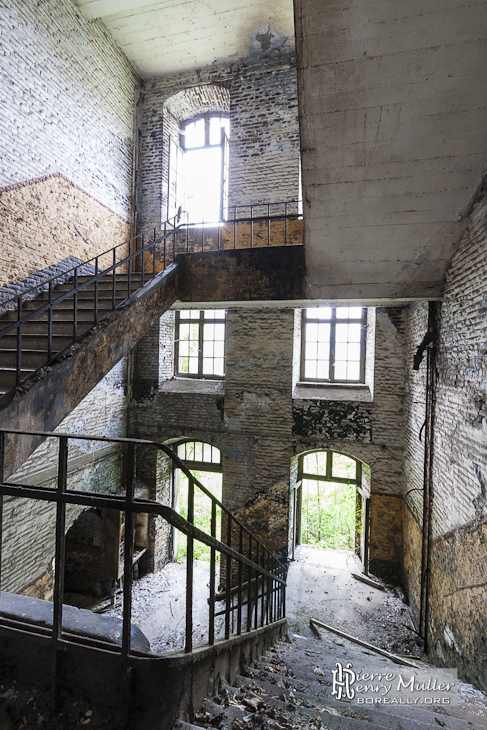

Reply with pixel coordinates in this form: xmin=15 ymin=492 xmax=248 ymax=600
xmin=168 ymin=114 xmax=230 ymax=224
xmin=296 ymin=450 xmax=361 ymax=551
xmin=172 ymin=440 xmax=222 ymax=561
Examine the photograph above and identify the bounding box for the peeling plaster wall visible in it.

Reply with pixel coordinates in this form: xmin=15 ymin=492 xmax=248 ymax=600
xmin=0 ymin=0 xmax=138 ymax=220
xmin=403 ymin=187 xmax=487 ymax=690
xmin=2 ymin=359 xmax=128 ymax=596
xmin=138 ymin=54 xmax=299 ymax=231
xmin=130 ymin=305 xmax=408 ymax=569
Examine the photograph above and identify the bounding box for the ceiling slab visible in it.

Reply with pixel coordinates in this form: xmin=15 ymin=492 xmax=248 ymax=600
xmin=294 ymin=0 xmax=487 ymax=300
xmin=75 ymin=0 xmax=295 ymax=77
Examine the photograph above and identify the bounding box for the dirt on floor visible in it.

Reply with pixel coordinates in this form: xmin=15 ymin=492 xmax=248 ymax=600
xmin=286 ymin=545 xmax=424 ymax=658
xmin=2 ymin=544 xmax=485 ymax=728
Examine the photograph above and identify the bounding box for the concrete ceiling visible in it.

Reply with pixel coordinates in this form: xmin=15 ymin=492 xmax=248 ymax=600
xmin=75 ymin=0 xmax=295 ymax=77
xmin=295 ymin=0 xmax=487 ymax=300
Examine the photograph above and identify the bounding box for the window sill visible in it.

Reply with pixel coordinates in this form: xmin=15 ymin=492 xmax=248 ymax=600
xmin=293 ymin=382 xmax=373 ymax=402
xmin=160 ymin=377 xmax=225 ymax=395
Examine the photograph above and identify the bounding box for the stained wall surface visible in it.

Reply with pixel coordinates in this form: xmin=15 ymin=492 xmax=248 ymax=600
xmin=0 ymin=0 xmax=138 ymax=296
xmin=403 ymin=185 xmax=487 ymax=690
xmin=130 ymin=305 xmax=407 ymax=572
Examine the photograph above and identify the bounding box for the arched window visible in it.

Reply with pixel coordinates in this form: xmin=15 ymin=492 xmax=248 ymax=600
xmin=296 ymin=450 xmax=361 ymax=551
xmin=172 ymin=440 xmax=222 ymax=561
xmin=169 ymin=113 xmax=230 ymax=224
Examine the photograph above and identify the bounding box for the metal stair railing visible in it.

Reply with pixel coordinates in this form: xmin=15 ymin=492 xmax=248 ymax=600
xmin=0 ymin=428 xmax=287 ymax=664
xmin=0 ymin=201 xmax=303 ymax=400
xmin=0 ymin=214 xmax=182 ymax=396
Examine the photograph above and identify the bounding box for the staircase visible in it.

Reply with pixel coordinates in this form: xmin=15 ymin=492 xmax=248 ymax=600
xmin=175 ymin=634 xmax=487 ymax=730
xmin=0 ymin=272 xmax=145 ymax=398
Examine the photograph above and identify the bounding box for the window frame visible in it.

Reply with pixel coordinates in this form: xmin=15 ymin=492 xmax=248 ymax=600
xmin=173 ymin=439 xmax=222 ymax=473
xmin=174 ymin=309 xmax=226 ymax=380
xmin=300 ymin=306 xmax=367 ymax=384
xmin=180 ymin=113 xmax=230 ymax=152
xmin=298 ymin=450 xmax=361 ymax=486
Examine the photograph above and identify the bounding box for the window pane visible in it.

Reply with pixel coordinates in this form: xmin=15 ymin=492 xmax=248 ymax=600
xmin=332 ymin=453 xmax=357 ymax=480
xmin=306 ymin=306 xmax=332 ymax=320
xmin=211 ymin=446 xmax=220 ymax=463
xmin=194 ymin=442 xmax=203 ymax=462
xmin=304 ymin=361 xmax=317 ymax=379
xmin=316 ymin=360 xmax=329 ymax=380
xmin=334 ymin=360 xmax=348 ymax=379
xmin=347 ymin=361 xmax=360 ymax=380
xmin=348 ymin=343 xmax=361 ymax=361
xmin=306 ymin=322 xmax=318 ymax=341
xmin=214 ymin=324 xmax=225 ymax=340
xmin=335 ymin=342 xmax=348 ymax=361
xmin=204 ymin=323 xmax=215 ymax=340
xmin=303 ymin=451 xmax=328 ymax=475
xmin=336 ymin=306 xmax=364 ymax=319
xmin=203 ymin=341 xmax=213 ymax=358
xmin=184 ymin=118 xmax=205 ymax=148
xmin=213 ymin=358 xmax=225 ymax=376
xmin=209 ymin=116 xmax=226 ymax=145
xmin=188 ymin=356 xmax=198 ymax=373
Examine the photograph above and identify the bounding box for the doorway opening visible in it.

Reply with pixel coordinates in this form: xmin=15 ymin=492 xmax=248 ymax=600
xmin=172 ymin=439 xmax=222 ymax=562
xmin=292 ymin=450 xmax=369 ymax=569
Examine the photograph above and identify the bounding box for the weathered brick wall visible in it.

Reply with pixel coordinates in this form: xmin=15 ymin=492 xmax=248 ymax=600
xmin=0 ymin=175 xmax=131 ymax=291
xmin=130 ymin=305 xmax=407 ymax=567
xmin=402 ymin=186 xmax=487 ymax=690
xmin=0 ymin=0 xmax=138 ymax=219
xmin=2 ymin=359 xmax=128 ymax=596
xmin=138 ymin=53 xmax=299 ymax=231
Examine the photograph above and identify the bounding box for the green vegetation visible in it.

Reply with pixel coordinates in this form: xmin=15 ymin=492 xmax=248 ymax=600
xmin=176 ymin=469 xmax=222 ymax=562
xmin=301 ymin=479 xmax=357 ymax=551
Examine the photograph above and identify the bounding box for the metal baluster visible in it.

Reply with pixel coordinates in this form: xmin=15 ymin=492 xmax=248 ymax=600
xmin=268 ymin=203 xmax=271 ymax=247
xmin=209 ymin=500 xmax=216 ymax=645
xmin=73 ymin=268 xmax=78 ymax=342
xmin=16 ymin=296 xmax=22 ymax=385
xmin=52 ymin=435 xmax=68 ymax=708
xmin=127 ymin=239 xmax=132 ymax=298
xmin=122 ymin=443 xmax=136 ymax=658
xmin=152 ymin=228 xmax=156 ymax=279
xmin=94 ymin=258 xmax=99 ymax=325
xmin=112 ymin=248 xmax=116 ymax=310
xmin=261 ymin=551 xmax=266 ymax=627
xmin=141 ymin=233 xmax=145 ymax=288
xmin=225 ymin=513 xmax=232 ymax=640
xmin=254 ymin=543 xmax=259 ymax=629
xmin=234 ymin=219 xmax=237 ymax=249
xmin=0 ymin=431 xmax=5 ymax=590
xmin=185 ymin=476 xmax=194 ymax=652
xmin=237 ymin=526 xmax=243 ymax=635
xmin=247 ymin=535 xmax=252 ymax=632
xmin=48 ymin=282 xmax=53 ymax=360
xmin=250 ymin=205 xmax=254 ymax=248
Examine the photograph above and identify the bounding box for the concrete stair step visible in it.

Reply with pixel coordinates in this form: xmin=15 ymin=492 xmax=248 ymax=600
xmin=0 ymin=368 xmax=36 ymax=389
xmin=173 ymin=721 xmax=219 ymax=730
xmin=235 ymin=673 xmax=483 ymax=730
xmin=0 ymin=350 xmax=50 ymax=369
xmin=0 ymin=334 xmax=73 ymax=350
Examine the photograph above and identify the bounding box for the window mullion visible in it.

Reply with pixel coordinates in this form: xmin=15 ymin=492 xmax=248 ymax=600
xmin=198 ymin=312 xmax=204 ymax=376
xmin=329 ymin=308 xmax=336 ymax=383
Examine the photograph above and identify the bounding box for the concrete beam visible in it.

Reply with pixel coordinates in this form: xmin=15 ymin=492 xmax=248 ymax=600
xmin=0 ymin=263 xmax=182 ymax=476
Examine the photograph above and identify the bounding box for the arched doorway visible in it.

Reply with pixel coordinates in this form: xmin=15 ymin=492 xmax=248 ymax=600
xmin=172 ymin=439 xmax=222 ymax=561
xmin=292 ymin=450 xmax=370 ymax=570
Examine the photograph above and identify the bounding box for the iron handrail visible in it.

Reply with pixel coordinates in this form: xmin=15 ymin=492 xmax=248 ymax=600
xmin=0 ymin=428 xmax=286 ymax=661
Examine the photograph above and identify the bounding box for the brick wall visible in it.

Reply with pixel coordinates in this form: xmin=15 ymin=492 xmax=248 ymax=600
xmin=0 ymin=175 xmax=131 ymax=291
xmin=402 ymin=184 xmax=487 ymax=690
xmin=130 ymin=305 xmax=407 ymax=568
xmin=2 ymin=358 xmax=128 ymax=596
xmin=138 ymin=54 xmax=299 ymax=231
xmin=0 ymin=0 xmax=138 ymax=220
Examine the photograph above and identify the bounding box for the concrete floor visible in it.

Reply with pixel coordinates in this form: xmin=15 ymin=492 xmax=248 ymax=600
xmin=286 ymin=545 xmax=421 ymax=656
xmin=105 ymin=544 xmax=421 ymax=659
